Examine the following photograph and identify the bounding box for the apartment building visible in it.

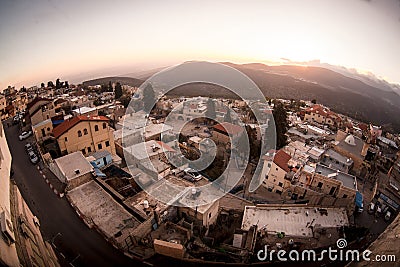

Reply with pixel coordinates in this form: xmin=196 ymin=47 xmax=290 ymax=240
xmin=54 ymin=115 xmax=116 ymax=156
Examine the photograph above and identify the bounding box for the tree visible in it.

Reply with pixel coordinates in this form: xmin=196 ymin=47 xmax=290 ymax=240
xmin=119 ymin=95 xmax=132 ymax=108
xmin=56 ymin=78 xmax=61 ymax=89
xmin=142 ymin=83 xmax=155 ymax=112
xmin=101 ymin=84 xmax=108 ymax=93
xmin=64 ymin=81 xmax=69 ymax=88
xmin=273 ymin=102 xmax=288 ymax=149
xmin=108 ymin=81 xmax=113 ymax=92
xmin=41 ymin=82 xmax=45 ymax=88
xmin=236 ymin=131 xmax=250 ymax=160
xmin=224 ymin=108 xmax=232 ymax=123
xmin=205 ymin=98 xmax=216 ymax=122
xmin=114 ymin=82 xmax=123 ymax=99
xmin=93 ymin=98 xmax=103 ymax=106
xmin=47 ymin=81 xmax=54 ymax=88
xmin=311 ymin=99 xmax=317 ymax=104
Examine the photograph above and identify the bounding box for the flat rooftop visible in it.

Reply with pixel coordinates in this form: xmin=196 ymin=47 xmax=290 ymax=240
xmin=54 ymin=151 xmax=93 ymax=181
xmin=315 ymin=164 xmax=357 ymax=190
xmin=124 ymin=190 xmax=169 ymax=220
xmin=241 ymin=205 xmax=349 ymax=237
xmin=68 ymin=180 xmax=141 ymax=243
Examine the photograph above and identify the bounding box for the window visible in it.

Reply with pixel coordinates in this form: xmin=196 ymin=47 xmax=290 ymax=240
xmin=78 ymin=130 xmax=82 ymax=137
xmin=278 ymin=182 xmax=283 ymax=187
xmin=267 ymin=163 xmax=271 ymax=168
xmin=84 ymin=128 xmax=88 ymax=135
xmin=276 ymin=168 xmax=279 ymax=171
xmin=103 ymin=123 xmax=107 ymax=129
xmin=95 ymin=125 xmax=99 ymax=131
xmin=317 ymin=182 xmax=323 ymax=188
xmin=98 ymin=143 xmax=102 ymax=150
xmin=105 ymin=141 xmax=110 ymax=147
xmin=64 ymin=137 xmax=68 ymax=142
xmin=208 ymin=213 xmax=211 ymax=218
xmin=87 ymin=147 xmax=92 ymax=153
xmin=47 ymin=127 xmax=50 ymax=131
xmin=81 ymin=148 xmax=86 ymax=155
xmin=265 ymin=175 xmax=269 ymax=180
xmin=342 ymin=194 xmax=348 ymax=199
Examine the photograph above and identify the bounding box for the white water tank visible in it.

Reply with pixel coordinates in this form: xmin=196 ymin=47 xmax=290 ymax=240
xmin=143 ymin=200 xmax=149 ymax=209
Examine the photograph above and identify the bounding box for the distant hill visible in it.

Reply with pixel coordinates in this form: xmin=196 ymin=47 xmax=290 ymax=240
xmin=222 ymin=62 xmax=400 ymax=132
xmin=83 ymin=62 xmax=400 ymax=132
xmin=82 ymin=76 xmax=143 ymax=87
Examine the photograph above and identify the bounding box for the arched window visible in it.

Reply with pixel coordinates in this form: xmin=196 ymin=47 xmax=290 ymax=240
xmin=94 ymin=125 xmax=99 ymax=132
xmin=103 ymin=122 xmax=107 ymax=129
xmin=84 ymin=128 xmax=88 ymax=135
xmin=78 ymin=130 xmax=82 ymax=137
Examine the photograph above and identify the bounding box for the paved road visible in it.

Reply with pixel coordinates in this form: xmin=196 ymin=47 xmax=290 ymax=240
xmin=4 ymin=121 xmax=144 ymax=267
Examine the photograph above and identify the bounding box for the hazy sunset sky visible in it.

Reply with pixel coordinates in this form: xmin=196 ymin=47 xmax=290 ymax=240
xmin=1 ymin=0 xmax=399 ymax=89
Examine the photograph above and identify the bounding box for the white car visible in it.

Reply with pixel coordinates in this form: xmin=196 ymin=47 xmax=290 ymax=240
xmin=367 ymin=203 xmax=375 ymax=214
xmin=384 ymin=211 xmax=392 ymax=221
xmin=184 ymin=168 xmax=202 ymax=181
xmin=19 ymin=131 xmax=32 ymax=141
xmin=28 ymin=151 xmax=39 ymax=164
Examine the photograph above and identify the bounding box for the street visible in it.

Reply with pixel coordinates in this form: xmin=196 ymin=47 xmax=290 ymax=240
xmin=4 ymin=121 xmax=144 ymax=267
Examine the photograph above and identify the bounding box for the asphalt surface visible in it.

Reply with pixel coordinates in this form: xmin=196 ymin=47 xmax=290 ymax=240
xmin=4 ymin=121 xmax=144 ymax=267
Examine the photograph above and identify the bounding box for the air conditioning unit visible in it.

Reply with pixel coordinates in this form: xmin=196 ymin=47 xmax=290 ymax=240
xmin=1 ymin=211 xmax=15 ymax=244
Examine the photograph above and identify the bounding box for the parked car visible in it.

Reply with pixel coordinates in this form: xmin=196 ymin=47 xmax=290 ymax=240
xmin=375 ymin=206 xmax=382 ymax=217
xmin=184 ymin=168 xmax=202 ymax=181
xmin=28 ymin=151 xmax=39 ymax=164
xmin=24 ymin=143 xmax=33 ymax=153
xmin=182 ymin=175 xmax=195 ymax=182
xmin=19 ymin=131 xmax=32 ymax=141
xmin=367 ymin=203 xmax=375 ymax=214
xmin=384 ymin=211 xmax=392 ymax=221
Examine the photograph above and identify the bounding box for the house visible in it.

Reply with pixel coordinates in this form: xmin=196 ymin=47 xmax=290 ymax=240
xmin=304 ymin=104 xmax=342 ymax=127
xmin=177 ymin=188 xmax=220 ymax=228
xmin=333 ymin=131 xmax=368 ymax=173
xmin=86 ymin=150 xmax=113 ymax=169
xmin=32 ymin=119 xmax=53 ymax=142
xmin=124 ymin=140 xmax=177 ymax=178
xmin=53 ymin=115 xmax=116 ymax=156
xmin=212 ymin=122 xmax=244 ymax=145
xmin=50 ymin=151 xmax=94 ymax=190
xmin=261 ymin=149 xmax=294 ymax=194
xmin=320 ymin=149 xmax=354 ymax=173
xmin=290 ymin=164 xmax=359 ymax=212
xmin=241 ymin=205 xmax=348 ymax=247
xmin=26 ymin=97 xmax=65 ymax=126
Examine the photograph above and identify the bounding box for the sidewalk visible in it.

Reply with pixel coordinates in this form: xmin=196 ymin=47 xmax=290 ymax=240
xmin=36 ymin=162 xmax=66 ymax=198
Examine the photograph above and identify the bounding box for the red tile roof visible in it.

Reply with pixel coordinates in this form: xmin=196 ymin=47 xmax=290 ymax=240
xmin=156 ymin=141 xmax=176 ymax=153
xmin=306 ymin=104 xmax=342 ymax=122
xmin=273 ymin=150 xmax=291 ymax=173
xmin=27 ymin=97 xmax=52 ymax=112
xmin=53 ymin=115 xmax=109 ymax=138
xmin=213 ymin=122 xmax=244 ymax=136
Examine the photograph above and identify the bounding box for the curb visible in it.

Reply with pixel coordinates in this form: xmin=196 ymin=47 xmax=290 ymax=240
xmin=36 ymin=165 xmax=64 ymax=198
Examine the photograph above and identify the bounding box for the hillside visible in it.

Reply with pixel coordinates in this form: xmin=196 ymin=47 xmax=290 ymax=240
xmin=83 ymin=62 xmax=400 ymax=131
xmin=82 ymin=76 xmax=143 ymax=87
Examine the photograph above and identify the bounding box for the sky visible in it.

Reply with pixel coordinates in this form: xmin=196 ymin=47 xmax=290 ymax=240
xmin=1 ymin=0 xmax=400 ymax=89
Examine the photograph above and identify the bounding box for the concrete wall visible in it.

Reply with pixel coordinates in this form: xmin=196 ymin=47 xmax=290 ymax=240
xmin=131 ymin=215 xmax=155 ymax=239
xmin=153 ymin=239 xmax=185 ymax=259
xmin=65 ymin=172 xmax=93 ymax=191
xmin=0 ymin=121 xmax=20 ymax=267
xmin=262 ymin=162 xmax=288 ymax=193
